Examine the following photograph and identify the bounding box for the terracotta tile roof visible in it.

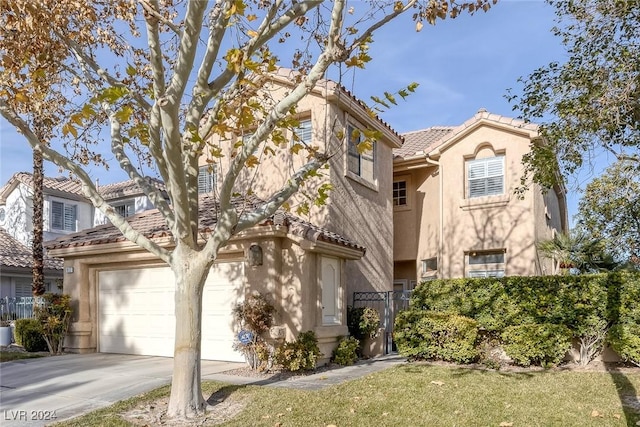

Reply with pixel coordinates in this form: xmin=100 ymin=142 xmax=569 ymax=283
xmin=45 ymin=195 xmax=366 ymax=254
xmin=5 ymin=172 xmax=84 ymax=197
xmin=1 ymin=172 xmax=167 ymax=203
xmin=394 ymin=127 xmax=454 ymax=159
xmin=394 ymin=109 xmax=539 ymax=161
xmin=269 ymin=68 xmax=404 ymax=145
xmin=97 ymin=177 xmax=167 ymax=201
xmin=0 ymin=227 xmax=63 ymax=271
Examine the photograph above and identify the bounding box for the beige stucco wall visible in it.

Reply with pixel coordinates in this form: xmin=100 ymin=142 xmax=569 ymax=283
xmin=51 ymin=228 xmax=350 ymax=364
xmin=205 ymin=82 xmax=398 ymax=302
xmin=394 ymin=121 xmax=568 ymax=284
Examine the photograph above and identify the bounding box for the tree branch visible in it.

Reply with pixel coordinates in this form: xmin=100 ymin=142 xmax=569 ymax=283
xmin=0 ymin=100 xmax=171 ymax=263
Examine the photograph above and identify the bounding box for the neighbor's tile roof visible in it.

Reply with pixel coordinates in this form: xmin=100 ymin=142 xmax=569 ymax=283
xmin=0 ymin=227 xmax=63 ymax=271
xmin=98 ymin=177 xmax=167 ymax=200
xmin=45 ymin=195 xmax=366 ymax=254
xmin=1 ymin=172 xmax=167 ymax=202
xmin=4 ymin=172 xmax=84 ymax=197
xmin=394 ymin=127 xmax=454 ymax=159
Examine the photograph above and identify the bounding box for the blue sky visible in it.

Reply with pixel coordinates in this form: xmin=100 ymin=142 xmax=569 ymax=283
xmin=0 ymin=0 xmax=588 ymax=222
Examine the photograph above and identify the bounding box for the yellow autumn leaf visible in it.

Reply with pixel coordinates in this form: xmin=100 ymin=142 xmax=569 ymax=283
xmin=14 ymin=90 xmax=28 ymax=103
xmin=247 ymin=14 xmax=257 ymax=21
xmin=247 ymin=30 xmax=258 ymax=38
xmin=416 ymin=21 xmax=424 ymax=32
xmin=245 ymin=155 xmax=260 ymax=168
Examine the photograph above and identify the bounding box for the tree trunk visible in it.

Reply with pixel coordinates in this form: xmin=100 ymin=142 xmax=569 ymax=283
xmin=167 ymin=245 xmax=210 ymax=419
xmin=32 ymin=148 xmax=45 ymax=296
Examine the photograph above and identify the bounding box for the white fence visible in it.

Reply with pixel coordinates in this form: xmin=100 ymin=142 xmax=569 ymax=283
xmin=0 ymin=297 xmax=45 ymax=320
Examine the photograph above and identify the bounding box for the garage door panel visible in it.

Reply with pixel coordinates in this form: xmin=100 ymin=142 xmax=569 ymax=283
xmin=99 ymin=262 xmax=244 ymax=362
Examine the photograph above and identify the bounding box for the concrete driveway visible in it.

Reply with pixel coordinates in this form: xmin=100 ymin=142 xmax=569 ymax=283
xmin=0 ymin=353 xmax=243 ymax=426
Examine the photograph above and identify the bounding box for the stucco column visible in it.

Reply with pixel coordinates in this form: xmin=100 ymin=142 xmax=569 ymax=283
xmin=63 ymin=259 xmax=94 ymax=353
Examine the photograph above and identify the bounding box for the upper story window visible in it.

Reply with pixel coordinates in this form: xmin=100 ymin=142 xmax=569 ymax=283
xmin=114 ymin=201 xmax=135 ymax=217
xmin=466 ymin=250 xmax=505 ymax=278
xmin=51 ymin=200 xmax=77 ymax=231
xmin=294 ymin=118 xmax=312 ymax=145
xmin=347 ymin=124 xmax=376 ymax=183
xmin=393 ymin=181 xmax=407 ymax=206
xmin=467 ymin=156 xmax=504 ymax=198
xmin=198 ymin=165 xmax=216 ymax=194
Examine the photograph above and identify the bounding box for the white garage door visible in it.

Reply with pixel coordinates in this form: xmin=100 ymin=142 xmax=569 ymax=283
xmin=98 ymin=262 xmax=244 ymax=362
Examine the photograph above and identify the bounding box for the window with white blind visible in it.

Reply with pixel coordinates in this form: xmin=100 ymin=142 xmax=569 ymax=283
xmin=198 ymin=165 xmax=216 ymax=194
xmin=466 ymin=250 xmax=505 ymax=278
xmin=294 ymin=118 xmax=312 ymax=145
xmin=347 ymin=124 xmax=376 ymax=183
xmin=467 ymin=156 xmax=504 ymax=198
xmin=51 ymin=201 xmax=77 ymax=231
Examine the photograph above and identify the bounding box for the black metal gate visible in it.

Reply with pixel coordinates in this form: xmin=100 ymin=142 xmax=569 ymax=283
xmin=352 ymin=290 xmax=412 ymax=354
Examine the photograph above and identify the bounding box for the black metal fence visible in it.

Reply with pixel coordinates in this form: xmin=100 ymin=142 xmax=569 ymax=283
xmin=352 ymin=290 xmax=413 ymax=354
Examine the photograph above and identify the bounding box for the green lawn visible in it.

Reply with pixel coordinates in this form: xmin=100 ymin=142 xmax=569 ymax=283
xmin=56 ymin=364 xmax=640 ymax=427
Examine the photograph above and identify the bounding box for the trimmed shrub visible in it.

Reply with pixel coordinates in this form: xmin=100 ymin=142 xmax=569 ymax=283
xmin=347 ymin=306 xmax=381 ymax=341
xmin=395 ymin=311 xmax=479 ymax=363
xmin=332 ymin=336 xmax=360 ymax=366
xmin=501 ymin=324 xmax=572 ymax=367
xmin=14 ymin=318 xmax=47 ymax=352
xmin=608 ymin=324 xmax=640 ymax=366
xmin=35 ymin=293 xmax=72 ymax=354
xmin=275 ymin=331 xmax=322 ymax=372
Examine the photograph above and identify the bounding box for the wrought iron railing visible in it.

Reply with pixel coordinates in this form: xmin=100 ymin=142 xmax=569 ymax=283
xmin=0 ymin=297 xmax=45 ymax=320
xmin=352 ymin=290 xmax=413 ymax=354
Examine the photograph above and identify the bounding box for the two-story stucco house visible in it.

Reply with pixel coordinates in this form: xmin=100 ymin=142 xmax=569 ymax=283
xmin=392 ymin=109 xmax=569 ymax=290
xmin=45 ymin=70 xmax=402 ymax=362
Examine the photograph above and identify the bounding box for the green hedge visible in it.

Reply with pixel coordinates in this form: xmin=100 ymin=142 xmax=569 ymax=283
xmin=395 ymin=311 xmax=479 ymax=363
xmin=608 ymin=324 xmax=640 ymax=366
xmin=14 ymin=318 xmax=48 ymax=352
xmin=501 ymin=323 xmax=572 ymax=367
xmin=411 ymin=273 xmax=639 ymax=330
xmin=397 ymin=272 xmax=640 ymax=366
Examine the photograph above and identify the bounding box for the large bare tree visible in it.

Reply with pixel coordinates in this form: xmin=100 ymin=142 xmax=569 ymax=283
xmin=0 ymin=0 xmax=494 ymax=419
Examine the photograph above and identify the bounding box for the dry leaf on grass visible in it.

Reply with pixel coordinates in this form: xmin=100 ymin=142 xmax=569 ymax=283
xmin=430 ymin=380 xmax=445 ymax=386
xmin=499 ymin=422 xmax=513 ymax=427
xmin=591 ymin=410 xmax=604 ymax=418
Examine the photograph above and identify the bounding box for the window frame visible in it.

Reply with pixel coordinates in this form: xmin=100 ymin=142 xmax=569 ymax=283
xmin=393 ymin=180 xmax=407 ymax=207
xmin=466 ymin=250 xmax=506 ymax=278
xmin=466 ymin=155 xmax=505 ymax=199
xmin=346 ymin=121 xmax=377 ymax=187
xmin=198 ymin=165 xmax=216 ymax=194
xmin=113 ymin=200 xmax=135 ymax=218
xmin=293 ymin=117 xmax=312 ymax=145
xmin=51 ymin=200 xmax=77 ymax=232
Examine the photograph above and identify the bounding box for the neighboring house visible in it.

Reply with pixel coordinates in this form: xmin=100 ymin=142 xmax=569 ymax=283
xmin=44 ymin=70 xmax=403 ymax=362
xmin=93 ymin=177 xmax=168 ymax=225
xmin=0 ymin=227 xmax=63 ymax=298
xmin=0 ymin=172 xmax=166 ymax=298
xmin=392 ymin=109 xmax=568 ymax=290
xmin=0 ymin=172 xmax=92 ymax=246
